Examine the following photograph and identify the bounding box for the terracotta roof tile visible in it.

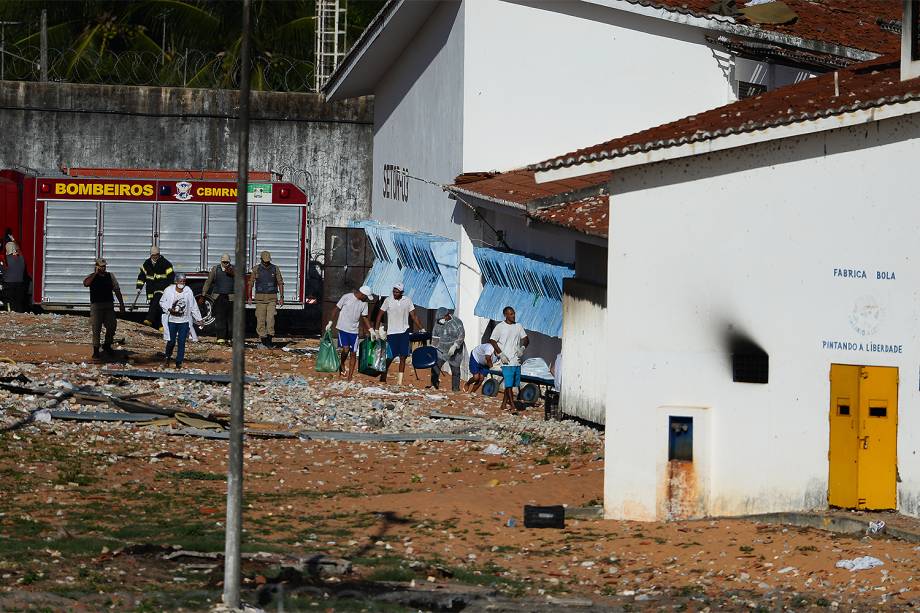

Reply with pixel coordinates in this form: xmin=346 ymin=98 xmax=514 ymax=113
xmin=450 ymin=168 xmax=612 ymax=207
xmin=534 ymin=56 xmax=920 ymax=171
xmin=449 ymin=169 xmax=611 ymax=237
xmin=528 ymin=195 xmax=610 ymax=239
xmin=633 ymin=0 xmax=900 ymax=55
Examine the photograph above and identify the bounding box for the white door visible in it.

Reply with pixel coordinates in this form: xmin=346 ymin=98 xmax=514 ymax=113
xmin=205 ymin=204 xmax=254 ymax=269
xmin=44 ymin=201 xmax=98 ymax=305
xmin=101 ymin=202 xmax=155 ymax=305
xmin=158 ymin=203 xmax=204 ymax=275
xmin=253 ymin=206 xmax=302 ymax=303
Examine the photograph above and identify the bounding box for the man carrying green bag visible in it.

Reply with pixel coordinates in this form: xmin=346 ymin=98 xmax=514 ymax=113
xmin=327 ymin=286 xmax=374 ymax=379
xmin=315 ymin=326 xmax=341 ymax=373
xmin=359 ymin=328 xmax=390 ymax=376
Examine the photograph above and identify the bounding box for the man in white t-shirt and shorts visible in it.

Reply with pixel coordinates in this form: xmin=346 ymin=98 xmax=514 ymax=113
xmin=375 ymin=283 xmax=423 ymax=385
xmin=328 ymin=285 xmax=374 ymax=380
xmin=464 ymin=342 xmax=495 ymax=394
xmin=489 ymin=305 xmax=529 ymax=413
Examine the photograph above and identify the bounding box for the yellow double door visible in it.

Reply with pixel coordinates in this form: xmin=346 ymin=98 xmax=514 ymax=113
xmin=828 ymin=364 xmax=898 ymax=510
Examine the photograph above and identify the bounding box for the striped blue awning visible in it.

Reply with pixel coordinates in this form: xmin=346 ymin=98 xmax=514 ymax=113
xmin=473 ymin=248 xmax=574 ymax=338
xmin=350 ymin=221 xmax=457 ymax=310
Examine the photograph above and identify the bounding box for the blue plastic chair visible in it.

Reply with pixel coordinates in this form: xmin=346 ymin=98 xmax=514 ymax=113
xmin=412 ymin=346 xmax=438 ymax=369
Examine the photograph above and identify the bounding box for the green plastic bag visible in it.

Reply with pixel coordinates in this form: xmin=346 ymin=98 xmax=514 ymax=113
xmin=315 ymin=329 xmax=341 ymax=373
xmin=358 ymin=337 xmax=381 ymax=376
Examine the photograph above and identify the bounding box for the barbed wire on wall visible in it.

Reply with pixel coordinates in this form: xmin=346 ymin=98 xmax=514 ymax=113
xmin=2 ymin=46 xmax=317 ymax=93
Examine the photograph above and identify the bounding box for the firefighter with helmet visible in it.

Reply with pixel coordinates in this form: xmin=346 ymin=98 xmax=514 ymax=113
xmin=136 ymin=246 xmax=174 ymax=331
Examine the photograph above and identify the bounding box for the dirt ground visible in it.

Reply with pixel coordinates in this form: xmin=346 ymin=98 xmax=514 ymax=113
xmin=1 ymin=312 xmax=919 ymax=612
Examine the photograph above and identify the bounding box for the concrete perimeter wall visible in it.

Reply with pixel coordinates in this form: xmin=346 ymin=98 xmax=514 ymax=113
xmin=0 ymin=81 xmax=373 ymax=265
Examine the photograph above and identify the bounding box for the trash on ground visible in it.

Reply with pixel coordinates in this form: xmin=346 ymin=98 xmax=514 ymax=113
xmin=867 ymin=520 xmax=886 ymax=535
xmin=429 ymin=410 xmax=482 ymax=421
xmin=835 ymin=556 xmax=884 ymax=572
xmin=482 ymin=444 xmax=507 ymax=455
xmin=102 ymin=368 xmax=254 ymax=384
xmin=524 ymin=505 xmax=566 ymax=529
xmin=49 ymin=410 xmax=163 ymax=422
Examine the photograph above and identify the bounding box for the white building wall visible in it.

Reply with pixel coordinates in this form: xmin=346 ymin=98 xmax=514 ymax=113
xmin=562 ymin=280 xmax=607 ymax=423
xmin=369 ymin=2 xmax=488 ymax=350
xmin=371 ymin=1 xmax=465 ymax=239
xmin=462 ymin=0 xmax=735 ymax=171
xmin=604 ymin=114 xmax=920 ymax=521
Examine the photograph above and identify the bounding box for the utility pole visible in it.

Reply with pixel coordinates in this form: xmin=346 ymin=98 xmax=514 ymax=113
xmin=222 ymin=0 xmax=251 ymax=608
xmin=40 ymin=10 xmax=47 ymax=81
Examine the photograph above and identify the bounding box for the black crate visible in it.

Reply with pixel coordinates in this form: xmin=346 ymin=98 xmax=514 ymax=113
xmin=544 ymin=389 xmax=562 ymax=421
xmin=523 ymin=505 xmax=565 ymax=529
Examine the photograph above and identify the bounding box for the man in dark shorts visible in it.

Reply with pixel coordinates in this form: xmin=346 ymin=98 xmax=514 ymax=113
xmin=374 ymin=283 xmax=423 ymax=386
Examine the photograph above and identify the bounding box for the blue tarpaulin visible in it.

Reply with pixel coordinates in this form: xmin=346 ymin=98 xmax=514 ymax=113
xmin=473 ymin=248 xmax=574 ymax=338
xmin=350 ymin=221 xmax=457 ymax=310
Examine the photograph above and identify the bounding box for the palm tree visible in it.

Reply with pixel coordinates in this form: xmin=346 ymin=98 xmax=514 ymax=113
xmin=0 ymin=0 xmax=384 ymax=91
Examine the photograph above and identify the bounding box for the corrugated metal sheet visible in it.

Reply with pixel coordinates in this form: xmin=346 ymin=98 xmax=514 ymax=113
xmin=255 ymin=206 xmax=302 ymax=303
xmin=44 ymin=202 xmax=97 ymax=304
xmin=349 ymin=221 xmax=457 ymax=310
xmin=159 ymin=203 xmax=204 ymax=274
xmin=102 ymin=202 xmax=154 ymax=306
xmin=473 ymin=248 xmax=574 ymax=338
xmin=205 ymin=204 xmax=246 ymax=269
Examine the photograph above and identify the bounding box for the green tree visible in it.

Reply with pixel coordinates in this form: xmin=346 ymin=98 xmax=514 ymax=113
xmin=0 ymin=0 xmax=385 ymax=91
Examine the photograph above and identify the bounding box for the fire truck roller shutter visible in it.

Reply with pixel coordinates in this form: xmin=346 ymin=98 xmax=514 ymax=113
xmin=44 ymin=201 xmax=98 ymax=305
xmin=102 ymin=202 xmax=154 ymax=307
xmin=206 ymin=204 xmax=254 ymax=270
xmin=253 ymin=205 xmax=302 ymax=304
xmin=158 ymin=203 xmax=204 ymax=275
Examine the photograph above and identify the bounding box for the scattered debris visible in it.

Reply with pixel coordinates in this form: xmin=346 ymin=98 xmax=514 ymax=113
xmin=482 ymin=444 xmax=507 ymax=455
xmin=429 ymin=410 xmax=482 ymax=421
xmin=102 ymin=368 xmax=255 ymax=384
xmin=298 ymin=431 xmax=484 ymax=443
xmin=868 ymin=519 xmax=887 ymax=535
xmin=835 ymin=556 xmax=884 ymax=572
xmin=49 ymin=411 xmax=163 ymax=422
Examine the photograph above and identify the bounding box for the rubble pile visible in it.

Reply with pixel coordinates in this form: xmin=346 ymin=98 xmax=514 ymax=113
xmin=0 ymin=359 xmax=601 ymax=452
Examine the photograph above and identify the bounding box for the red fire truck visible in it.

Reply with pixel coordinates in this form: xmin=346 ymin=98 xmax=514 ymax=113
xmin=0 ymin=168 xmax=310 ymax=318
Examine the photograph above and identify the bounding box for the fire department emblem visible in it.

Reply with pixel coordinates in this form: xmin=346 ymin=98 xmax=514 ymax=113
xmin=849 ymin=295 xmax=883 ymax=336
xmin=175 ymin=181 xmax=193 ymax=201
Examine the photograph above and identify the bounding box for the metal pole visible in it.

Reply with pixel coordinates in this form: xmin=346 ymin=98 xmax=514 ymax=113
xmin=222 ymin=0 xmax=251 ymax=608
xmin=2 ymin=23 xmax=6 ymax=81
xmin=40 ymin=10 xmax=47 ymax=81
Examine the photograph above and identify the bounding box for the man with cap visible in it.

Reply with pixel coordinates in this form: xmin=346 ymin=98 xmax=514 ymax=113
xmin=249 ymin=250 xmax=284 ymax=348
xmin=2 ymin=241 xmax=28 ymax=313
xmin=82 ymin=257 xmax=126 ymax=359
xmin=430 ymin=307 xmax=465 ymax=391
xmin=374 ymin=283 xmax=423 ymax=386
xmin=136 ymin=246 xmax=174 ymax=331
xmin=159 ymin=273 xmax=204 ymax=369
xmin=328 ymin=285 xmax=374 ymax=380
xmin=201 ymin=253 xmax=235 ymax=344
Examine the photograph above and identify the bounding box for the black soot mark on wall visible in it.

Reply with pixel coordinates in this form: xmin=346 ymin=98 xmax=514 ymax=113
xmin=726 ymin=329 xmax=769 ymax=384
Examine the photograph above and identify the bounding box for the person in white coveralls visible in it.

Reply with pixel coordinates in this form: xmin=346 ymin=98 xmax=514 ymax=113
xmin=159 ymin=273 xmax=204 ymax=369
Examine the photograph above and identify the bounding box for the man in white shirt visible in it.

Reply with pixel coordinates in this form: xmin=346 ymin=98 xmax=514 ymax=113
xmin=489 ymin=306 xmax=529 ymax=412
xmin=328 ymin=285 xmax=374 ymax=380
xmin=374 ymin=282 xmax=423 ymax=385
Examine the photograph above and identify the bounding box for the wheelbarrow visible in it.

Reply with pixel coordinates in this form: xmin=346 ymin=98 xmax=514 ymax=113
xmin=481 ymin=367 xmax=555 ymax=408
